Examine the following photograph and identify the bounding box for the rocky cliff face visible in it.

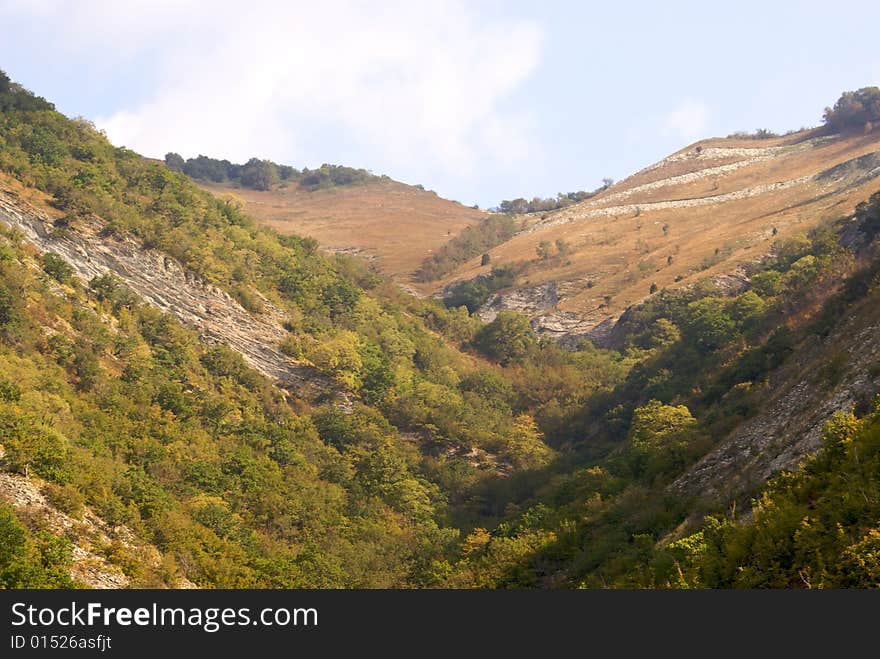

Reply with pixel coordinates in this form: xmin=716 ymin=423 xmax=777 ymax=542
xmin=476 ymin=281 xmax=617 ymax=346
xmin=0 ymin=190 xmax=341 ymax=402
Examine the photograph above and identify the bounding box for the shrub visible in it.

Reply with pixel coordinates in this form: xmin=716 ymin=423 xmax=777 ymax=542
xmin=416 ymin=215 xmax=517 ymax=282
xmin=41 ymin=252 xmax=74 ymax=284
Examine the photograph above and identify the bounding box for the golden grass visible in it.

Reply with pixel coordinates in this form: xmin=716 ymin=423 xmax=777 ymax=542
xmin=427 ymin=130 xmax=880 ymax=319
xmin=190 ymin=130 xmax=880 ymax=334
xmin=197 ymin=179 xmax=486 ymax=282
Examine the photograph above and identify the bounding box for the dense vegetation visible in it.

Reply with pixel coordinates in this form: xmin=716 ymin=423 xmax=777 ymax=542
xmin=442 ymin=264 xmax=519 ymax=313
xmin=2 ymin=71 xmax=880 ymax=589
xmin=669 ymin=407 xmax=880 ymax=588
xmin=164 ymin=152 xmax=382 ymax=192
xmin=414 ymin=214 xmax=518 ymax=282
xmin=0 ymin=70 xmax=628 ymax=586
xmin=0 ymin=502 xmax=76 ymax=588
xmin=823 ymin=87 xmax=880 ymax=135
xmin=441 ymin=193 xmax=880 ymax=587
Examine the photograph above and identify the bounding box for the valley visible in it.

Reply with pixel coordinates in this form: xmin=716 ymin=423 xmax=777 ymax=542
xmin=2 ymin=70 xmax=880 ymax=589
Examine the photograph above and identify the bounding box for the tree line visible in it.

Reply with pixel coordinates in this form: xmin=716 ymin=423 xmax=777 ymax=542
xmin=164 ymin=153 xmax=383 ymax=192
xmin=493 ymin=182 xmax=612 ymax=215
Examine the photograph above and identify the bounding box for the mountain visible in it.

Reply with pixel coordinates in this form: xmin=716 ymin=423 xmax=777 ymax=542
xmin=0 ymin=71 xmax=571 ymax=587
xmin=2 ymin=69 xmax=880 ymax=589
xmin=189 ymin=125 xmax=880 ymax=354
xmin=431 ymin=128 xmax=880 ymax=345
xmin=161 ymin=152 xmax=489 ymax=286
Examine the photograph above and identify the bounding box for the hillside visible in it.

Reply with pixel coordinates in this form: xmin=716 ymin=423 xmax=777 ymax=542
xmin=3 ymin=70 xmax=880 ymax=590
xmin=197 ymin=178 xmax=487 ymax=284
xmin=431 ymin=129 xmax=880 ymax=345
xmin=0 ymin=71 xmax=597 ymax=587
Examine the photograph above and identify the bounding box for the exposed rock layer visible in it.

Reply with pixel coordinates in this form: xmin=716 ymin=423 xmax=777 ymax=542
xmin=0 ymin=190 xmax=338 ymax=400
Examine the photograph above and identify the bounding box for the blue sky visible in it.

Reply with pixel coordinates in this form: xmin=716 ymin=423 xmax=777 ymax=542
xmin=1 ymin=0 xmax=878 ymax=207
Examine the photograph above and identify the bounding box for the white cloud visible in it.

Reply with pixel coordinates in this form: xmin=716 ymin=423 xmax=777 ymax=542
xmin=3 ymin=1 xmax=543 ymax=177
xmin=663 ymin=98 xmax=711 ymax=144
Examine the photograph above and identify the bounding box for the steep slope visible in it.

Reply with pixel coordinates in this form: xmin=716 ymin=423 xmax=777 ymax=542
xmin=0 ymin=461 xmax=195 ymax=588
xmin=434 ymin=129 xmax=880 ymax=345
xmin=0 ymin=71 xmax=582 ymax=588
xmin=671 ymin=279 xmax=880 ymax=500
xmin=0 ymin=188 xmax=337 ymax=401
xmin=197 ymin=178 xmax=487 ymax=285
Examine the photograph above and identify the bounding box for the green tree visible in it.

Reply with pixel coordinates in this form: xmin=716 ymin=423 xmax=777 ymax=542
xmin=473 ymin=311 xmax=535 ymax=365
xmin=0 ymin=410 xmax=70 ymax=481
xmin=628 ymin=400 xmax=699 ymax=479
xmin=641 ymin=318 xmax=680 ymax=349
xmin=730 ymin=290 xmax=766 ymax=331
xmin=41 ymin=253 xmax=74 ymax=284
xmin=164 ymin=152 xmax=186 ymax=172
xmin=239 ymin=158 xmax=279 ymax=191
xmin=0 ymin=505 xmax=26 ymax=573
xmin=681 ymin=297 xmax=736 ymax=351
xmin=823 ymin=87 xmax=880 ymax=134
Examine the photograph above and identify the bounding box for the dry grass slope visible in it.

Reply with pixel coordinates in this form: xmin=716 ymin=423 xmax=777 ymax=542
xmin=431 ymin=129 xmax=880 ymax=341
xmin=197 ymin=179 xmax=487 ymax=284
xmin=195 ymin=130 xmax=880 ymax=346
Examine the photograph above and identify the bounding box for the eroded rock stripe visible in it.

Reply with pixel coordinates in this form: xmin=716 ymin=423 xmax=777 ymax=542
xmin=0 ymin=191 xmax=333 ymax=394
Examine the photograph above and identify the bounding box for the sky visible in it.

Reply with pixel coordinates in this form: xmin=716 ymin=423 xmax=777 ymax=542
xmin=1 ymin=0 xmax=879 ymax=208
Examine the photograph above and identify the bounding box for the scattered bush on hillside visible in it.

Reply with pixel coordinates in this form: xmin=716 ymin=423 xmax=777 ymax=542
xmin=415 ymin=215 xmax=517 ymax=282
xmin=727 ymin=128 xmax=779 ymax=139
xmin=494 ymin=183 xmax=612 ymax=215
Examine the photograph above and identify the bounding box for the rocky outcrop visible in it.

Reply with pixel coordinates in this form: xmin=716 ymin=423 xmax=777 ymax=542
xmin=711 ymin=267 xmax=751 ymax=296
xmin=815 ymin=151 xmax=880 ymax=187
xmin=0 ymin=190 xmax=341 ymax=401
xmin=478 ymin=282 xmax=559 ymax=322
xmin=0 ymin=464 xmax=195 ymax=588
xmin=531 ymin=311 xmax=617 ymax=349
xmin=635 ymin=145 xmax=793 ymax=176
xmin=594 ymin=154 xmax=781 ymax=207
xmin=477 ymin=282 xmax=622 ymax=347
